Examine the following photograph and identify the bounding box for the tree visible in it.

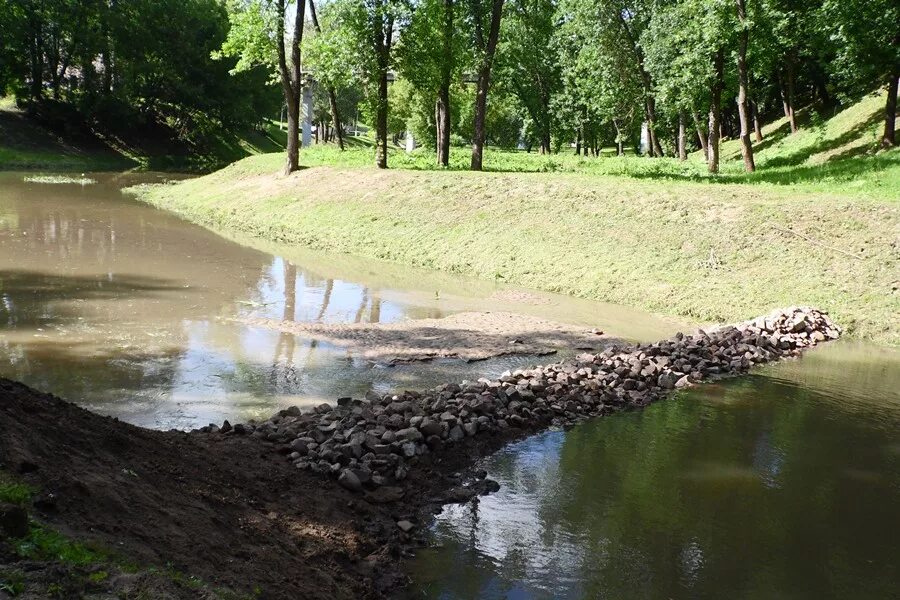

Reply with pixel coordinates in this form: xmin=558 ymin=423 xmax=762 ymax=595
xmin=496 ymin=0 xmax=560 ymax=155
xmin=308 ymin=0 xmax=345 ymax=150
xmin=734 ymin=0 xmax=755 ymax=171
xmin=467 ymin=0 xmax=505 ymax=171
xmin=396 ymin=0 xmax=463 ymax=165
xmin=821 ymin=0 xmax=900 ymax=147
xmin=217 ymin=0 xmax=305 ymax=173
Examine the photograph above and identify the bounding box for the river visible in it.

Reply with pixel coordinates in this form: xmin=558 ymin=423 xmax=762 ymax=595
xmin=0 ymin=171 xmax=680 ymax=429
xmin=1 ymin=171 xmax=897 ymax=598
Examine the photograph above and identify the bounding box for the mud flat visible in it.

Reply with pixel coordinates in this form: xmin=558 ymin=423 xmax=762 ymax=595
xmin=238 ymin=311 xmax=612 ymax=363
xmin=0 ymin=307 xmax=839 ymax=598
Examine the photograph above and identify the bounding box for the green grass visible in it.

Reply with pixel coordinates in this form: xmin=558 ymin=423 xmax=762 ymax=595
xmin=282 ymin=88 xmax=898 ymax=198
xmin=0 ymin=473 xmax=33 ymax=506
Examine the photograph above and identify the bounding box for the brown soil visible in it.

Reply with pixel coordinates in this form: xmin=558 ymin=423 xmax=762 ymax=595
xmin=0 ymin=378 xmax=541 ymax=599
xmin=238 ymin=311 xmax=610 ymax=363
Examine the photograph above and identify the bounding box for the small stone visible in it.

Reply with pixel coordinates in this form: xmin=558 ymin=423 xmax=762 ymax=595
xmin=448 ymin=426 xmax=465 ymax=441
xmin=396 ymin=520 xmax=415 ymax=533
xmin=338 ymin=469 xmax=363 ymax=493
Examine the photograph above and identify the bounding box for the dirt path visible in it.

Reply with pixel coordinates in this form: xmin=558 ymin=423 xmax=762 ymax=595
xmin=239 ymin=311 xmax=611 ymax=363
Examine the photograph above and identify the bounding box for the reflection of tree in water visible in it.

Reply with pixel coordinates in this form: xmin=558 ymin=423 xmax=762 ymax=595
xmin=417 ymin=372 xmax=900 ymax=599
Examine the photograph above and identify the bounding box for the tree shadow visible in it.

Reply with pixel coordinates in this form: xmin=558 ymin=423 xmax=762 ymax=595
xmin=761 ymin=107 xmax=882 ymax=168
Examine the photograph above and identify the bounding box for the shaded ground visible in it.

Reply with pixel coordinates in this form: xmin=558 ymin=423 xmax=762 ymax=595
xmin=239 ymin=311 xmax=613 ymax=363
xmin=0 ymin=99 xmax=286 ymax=171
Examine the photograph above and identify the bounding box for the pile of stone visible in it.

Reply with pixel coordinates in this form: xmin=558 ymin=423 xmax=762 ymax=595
xmin=198 ymin=306 xmax=840 ymax=492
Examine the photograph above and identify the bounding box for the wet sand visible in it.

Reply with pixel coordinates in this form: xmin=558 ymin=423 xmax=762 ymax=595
xmin=238 ymin=311 xmax=614 ymax=363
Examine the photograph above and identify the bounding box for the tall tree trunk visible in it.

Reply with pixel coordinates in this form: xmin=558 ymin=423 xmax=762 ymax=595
xmin=778 ymin=73 xmax=790 ymax=119
xmin=28 ymin=11 xmax=43 ymax=104
xmin=884 ymin=67 xmax=899 ymax=148
xmin=692 ymin=108 xmax=708 ymax=160
xmin=309 ymin=0 xmax=344 ymax=150
xmin=645 ymin=96 xmax=663 ymax=157
xmin=375 ymin=67 xmax=389 ymax=169
xmin=276 ymin=0 xmax=305 ymax=174
xmin=677 ymin=111 xmax=687 ymax=160
xmin=436 ymin=0 xmax=453 ymax=166
xmin=616 ymin=11 xmax=661 ymax=157
xmin=751 ymin=99 xmax=763 ymax=141
xmin=437 ymin=84 xmax=450 ymax=165
xmin=708 ymin=48 xmax=724 ymax=174
xmin=784 ymin=53 xmax=798 ymax=133
xmin=613 ymin=119 xmax=624 ymax=156
xmin=470 ymin=0 xmax=505 ymax=171
xmin=101 ymin=1 xmax=114 ymax=96
xmin=735 ymin=0 xmax=755 ymax=172
xmin=372 ymin=1 xmax=394 ymax=169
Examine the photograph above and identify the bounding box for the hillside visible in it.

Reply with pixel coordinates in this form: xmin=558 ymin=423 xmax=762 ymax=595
xmin=130 ymin=91 xmax=899 ymax=346
xmin=0 ymin=97 xmax=287 ymax=171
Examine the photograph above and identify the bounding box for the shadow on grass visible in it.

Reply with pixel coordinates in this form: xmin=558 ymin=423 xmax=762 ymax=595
xmin=761 ymin=107 xmax=882 ymax=169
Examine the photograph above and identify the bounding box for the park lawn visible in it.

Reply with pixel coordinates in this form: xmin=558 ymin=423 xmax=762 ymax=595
xmin=132 ymin=151 xmax=899 ymax=346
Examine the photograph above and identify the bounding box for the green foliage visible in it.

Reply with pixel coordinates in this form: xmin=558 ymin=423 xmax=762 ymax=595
xmin=13 ymin=527 xmax=106 ymax=566
xmin=0 ymin=476 xmax=33 ymax=506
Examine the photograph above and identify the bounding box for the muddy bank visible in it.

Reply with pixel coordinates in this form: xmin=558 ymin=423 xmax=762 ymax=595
xmin=1 ymin=307 xmax=839 ymax=598
xmin=239 ymin=311 xmax=611 ymax=363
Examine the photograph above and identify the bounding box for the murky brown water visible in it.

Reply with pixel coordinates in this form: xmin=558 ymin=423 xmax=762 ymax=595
xmin=408 ymin=341 xmax=900 ymax=599
xmin=0 ymin=171 xmax=683 ymax=429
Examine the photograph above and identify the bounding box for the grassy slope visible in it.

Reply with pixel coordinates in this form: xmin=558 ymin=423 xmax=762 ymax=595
xmin=134 ymin=92 xmax=899 ymax=345
xmin=0 ymin=97 xmax=287 ymax=171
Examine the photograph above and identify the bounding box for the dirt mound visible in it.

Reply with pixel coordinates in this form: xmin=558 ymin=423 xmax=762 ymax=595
xmin=0 ymin=379 xmax=398 ymax=599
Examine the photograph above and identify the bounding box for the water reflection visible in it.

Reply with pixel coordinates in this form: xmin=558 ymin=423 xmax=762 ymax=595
xmin=410 ymin=344 xmax=900 ymax=599
xmin=0 ymin=171 xmax=683 ymax=429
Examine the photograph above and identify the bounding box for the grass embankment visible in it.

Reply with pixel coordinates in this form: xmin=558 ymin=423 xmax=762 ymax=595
xmin=0 ymin=96 xmax=287 ymax=171
xmin=133 ymin=91 xmax=899 ymax=345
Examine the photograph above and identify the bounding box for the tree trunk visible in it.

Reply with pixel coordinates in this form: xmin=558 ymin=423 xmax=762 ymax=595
xmin=785 ymin=53 xmax=798 ymax=133
xmin=28 ymin=13 xmax=43 ymax=103
xmin=692 ymin=108 xmax=708 ymax=160
xmin=437 ymin=0 xmax=453 ymax=166
xmin=645 ymin=96 xmax=663 ymax=157
xmin=470 ymin=0 xmax=505 ymax=171
xmin=276 ymin=0 xmax=305 ymax=174
xmin=678 ymin=112 xmax=687 ymax=160
xmin=375 ymin=67 xmax=389 ymax=169
xmin=616 ymin=11 xmax=661 ymax=157
xmin=101 ymin=0 xmax=118 ymax=95
xmin=309 ymin=0 xmax=344 ymax=151
xmin=735 ymin=0 xmax=755 ymax=172
xmin=708 ymin=48 xmax=724 ymax=174
xmin=613 ymin=119 xmax=624 ymax=156
xmin=437 ymin=84 xmax=450 ymax=165
xmin=751 ymin=99 xmax=763 ymax=141
xmin=285 ymin=98 xmax=300 ymax=172
xmin=575 ymin=129 xmax=581 ymax=155
xmin=884 ymin=67 xmax=899 ymax=148
xmin=373 ymin=2 xmax=394 ymax=169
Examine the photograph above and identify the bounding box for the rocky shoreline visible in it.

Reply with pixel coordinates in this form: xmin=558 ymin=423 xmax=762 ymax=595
xmin=197 ymin=306 xmax=840 ymax=498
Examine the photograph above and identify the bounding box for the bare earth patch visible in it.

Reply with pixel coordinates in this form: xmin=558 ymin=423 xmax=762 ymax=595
xmin=238 ymin=311 xmax=612 ymax=363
